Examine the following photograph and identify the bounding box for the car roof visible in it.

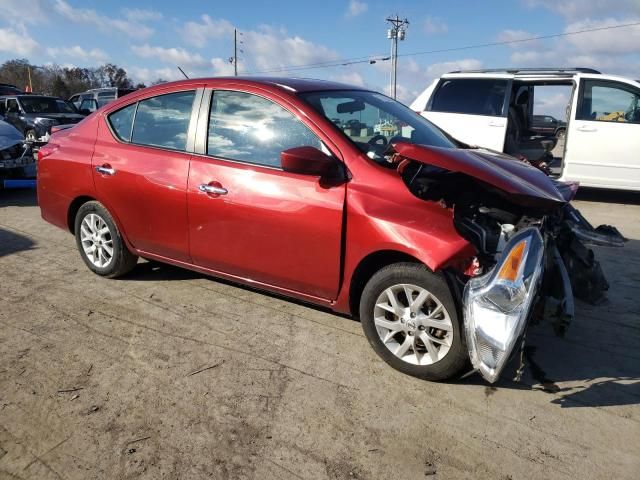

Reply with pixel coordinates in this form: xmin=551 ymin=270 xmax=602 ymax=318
xmin=141 ymin=76 xmax=369 ymax=94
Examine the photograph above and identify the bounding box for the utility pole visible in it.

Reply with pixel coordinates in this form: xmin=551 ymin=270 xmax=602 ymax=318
xmin=229 ymin=29 xmax=243 ymax=76
xmin=386 ymin=15 xmax=409 ymax=99
xmin=233 ymin=29 xmax=238 ymax=76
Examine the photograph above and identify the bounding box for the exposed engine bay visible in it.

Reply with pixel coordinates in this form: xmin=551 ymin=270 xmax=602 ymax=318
xmin=389 ymin=141 xmax=627 ymax=382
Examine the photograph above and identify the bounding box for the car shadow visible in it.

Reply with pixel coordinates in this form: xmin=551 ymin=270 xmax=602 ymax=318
xmin=0 ymin=188 xmax=38 ymax=207
xmin=0 ymin=226 xmax=36 ymax=257
xmin=576 ymin=187 xmax=640 ymax=206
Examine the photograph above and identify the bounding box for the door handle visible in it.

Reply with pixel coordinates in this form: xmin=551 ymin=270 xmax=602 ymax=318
xmin=577 ymin=125 xmax=597 ymax=132
xmin=489 ymin=120 xmax=505 ymax=127
xmin=199 ymin=183 xmax=228 ymax=195
xmin=96 ymin=164 xmax=115 ymax=175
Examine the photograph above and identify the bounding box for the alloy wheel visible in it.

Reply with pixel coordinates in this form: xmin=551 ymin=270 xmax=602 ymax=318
xmin=80 ymin=213 xmax=114 ymax=268
xmin=373 ymin=283 xmax=453 ymax=365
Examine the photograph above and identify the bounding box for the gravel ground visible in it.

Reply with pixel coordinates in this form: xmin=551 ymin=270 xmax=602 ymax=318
xmin=1 ymin=188 xmax=639 ymax=480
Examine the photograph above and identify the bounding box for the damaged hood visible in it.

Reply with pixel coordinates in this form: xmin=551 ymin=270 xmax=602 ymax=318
xmin=392 ymin=142 xmax=571 ymax=207
xmin=0 ymin=120 xmax=23 ymax=150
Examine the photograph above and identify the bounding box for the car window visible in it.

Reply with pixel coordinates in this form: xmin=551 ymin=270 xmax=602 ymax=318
xmin=300 ymin=90 xmax=456 ymax=158
xmin=80 ymin=99 xmax=98 ymax=112
xmin=7 ymin=99 xmax=20 ymax=113
xmin=578 ymin=80 xmax=640 ymax=123
xmin=0 ymin=100 xmax=5 ymax=115
xmin=207 ymin=90 xmax=322 ymax=168
xmin=131 ymin=91 xmax=195 ymax=151
xmin=107 ymin=103 xmax=137 ymax=142
xmin=430 ymin=78 xmax=508 ymax=116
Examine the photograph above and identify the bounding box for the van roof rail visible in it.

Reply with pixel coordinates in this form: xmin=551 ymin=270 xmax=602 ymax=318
xmin=447 ymin=67 xmax=601 ymax=74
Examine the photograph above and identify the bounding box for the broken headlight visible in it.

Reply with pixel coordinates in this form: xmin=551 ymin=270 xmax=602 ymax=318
xmin=463 ymin=227 xmax=544 ymax=383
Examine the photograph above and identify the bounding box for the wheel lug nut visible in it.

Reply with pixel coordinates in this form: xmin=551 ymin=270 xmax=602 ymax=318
xmin=400 ymin=319 xmax=405 ymax=323
xmin=419 ymin=326 xmax=425 ymax=331
xmin=410 ymin=312 xmax=416 ymax=318
xmin=408 ymin=332 xmax=414 ymax=336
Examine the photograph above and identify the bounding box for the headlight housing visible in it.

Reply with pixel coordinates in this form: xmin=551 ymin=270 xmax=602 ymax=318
xmin=463 ymin=227 xmax=544 ymax=383
xmin=34 ymin=117 xmax=59 ymax=127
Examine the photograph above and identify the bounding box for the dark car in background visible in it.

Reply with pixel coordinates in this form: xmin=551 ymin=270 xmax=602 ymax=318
xmin=0 ymin=95 xmax=84 ymax=141
xmin=0 ymin=83 xmax=24 ymax=96
xmin=0 ymin=119 xmax=36 ymax=183
xmin=529 ymin=114 xmax=566 ymax=137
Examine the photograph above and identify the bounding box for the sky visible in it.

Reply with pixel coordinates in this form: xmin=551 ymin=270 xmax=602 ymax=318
xmin=1 ymin=0 xmax=639 ymax=111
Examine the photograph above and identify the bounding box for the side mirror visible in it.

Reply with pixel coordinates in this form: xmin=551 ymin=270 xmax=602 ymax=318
xmin=281 ymin=146 xmax=334 ymax=176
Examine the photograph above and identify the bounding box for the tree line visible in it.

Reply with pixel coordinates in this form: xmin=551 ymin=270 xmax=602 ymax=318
xmin=0 ymin=59 xmax=167 ymax=98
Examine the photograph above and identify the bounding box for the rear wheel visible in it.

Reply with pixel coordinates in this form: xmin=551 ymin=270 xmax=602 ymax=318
xmin=74 ymin=201 xmax=138 ymax=278
xmin=359 ymin=263 xmax=468 ymax=381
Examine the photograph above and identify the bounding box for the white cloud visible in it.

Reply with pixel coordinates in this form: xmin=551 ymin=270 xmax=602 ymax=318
xmin=332 ymin=71 xmax=366 ymax=86
xmin=131 ymin=44 xmax=208 ymax=68
xmin=423 ymin=58 xmax=483 ymax=79
xmin=123 ymin=8 xmax=163 ymax=22
xmin=210 ymin=58 xmax=235 ymax=76
xmin=563 ymin=17 xmax=640 ymax=55
xmin=46 ymin=46 xmax=109 ymax=63
xmin=242 ymin=26 xmax=340 ymax=74
xmin=1 ymin=0 xmax=47 ymax=24
xmin=53 ymin=0 xmax=154 ymax=39
xmin=181 ymin=14 xmax=235 ymax=48
xmin=0 ymin=27 xmax=39 ymax=56
xmin=524 ymin=0 xmax=640 ymax=20
xmin=346 ymin=0 xmax=368 ymax=18
xmin=424 ymin=16 xmax=448 ymax=35
xmin=496 ymin=29 xmax=542 ymax=48
xmin=128 ymin=66 xmax=185 ymax=85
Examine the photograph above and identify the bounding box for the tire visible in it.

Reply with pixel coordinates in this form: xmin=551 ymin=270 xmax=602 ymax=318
xmin=556 ymin=128 xmax=565 ymax=139
xmin=359 ymin=263 xmax=468 ymax=381
xmin=74 ymin=201 xmax=138 ymax=278
xmin=25 ymin=129 xmax=37 ymax=142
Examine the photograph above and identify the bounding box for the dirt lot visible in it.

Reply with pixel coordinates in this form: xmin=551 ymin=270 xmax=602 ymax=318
xmin=1 ymin=188 xmax=639 ymax=480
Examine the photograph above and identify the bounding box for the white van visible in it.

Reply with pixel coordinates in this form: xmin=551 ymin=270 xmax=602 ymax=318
xmin=410 ymin=68 xmax=640 ymax=191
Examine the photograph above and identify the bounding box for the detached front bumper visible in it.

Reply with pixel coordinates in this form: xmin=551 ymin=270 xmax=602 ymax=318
xmin=463 ymin=228 xmax=545 ymax=383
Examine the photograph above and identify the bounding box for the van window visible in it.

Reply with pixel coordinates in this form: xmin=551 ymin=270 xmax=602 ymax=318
xmin=131 ymin=91 xmax=195 ymax=151
xmin=207 ymin=90 xmax=322 ymax=168
xmin=107 ymin=103 xmax=136 ymax=141
xmin=430 ymin=78 xmax=508 ymax=116
xmin=578 ymin=80 xmax=640 ymax=123
xmin=97 ymin=91 xmax=117 ymax=107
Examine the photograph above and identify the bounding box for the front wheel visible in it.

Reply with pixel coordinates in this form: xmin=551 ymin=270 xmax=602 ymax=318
xmin=25 ymin=129 xmax=37 ymax=142
xmin=359 ymin=263 xmax=468 ymax=381
xmin=74 ymin=201 xmax=138 ymax=278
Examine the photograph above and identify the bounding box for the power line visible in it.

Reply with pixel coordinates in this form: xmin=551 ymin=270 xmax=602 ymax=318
xmin=246 ymin=20 xmax=640 ymax=75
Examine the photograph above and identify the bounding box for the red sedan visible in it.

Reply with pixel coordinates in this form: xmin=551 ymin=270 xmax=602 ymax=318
xmin=37 ymin=77 xmax=619 ymax=383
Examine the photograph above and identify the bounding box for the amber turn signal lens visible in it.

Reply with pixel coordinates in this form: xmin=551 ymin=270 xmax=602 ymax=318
xmin=497 ymin=240 xmax=526 ymax=282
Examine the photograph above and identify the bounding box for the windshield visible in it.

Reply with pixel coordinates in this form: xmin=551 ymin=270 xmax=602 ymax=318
xmin=19 ymin=96 xmax=78 ymax=114
xmin=299 ymin=90 xmax=456 ymax=158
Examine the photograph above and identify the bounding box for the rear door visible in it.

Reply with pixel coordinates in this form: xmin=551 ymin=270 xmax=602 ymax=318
xmin=564 ymin=78 xmax=640 ymax=189
xmin=187 ymin=88 xmax=346 ymax=300
xmin=92 ymin=87 xmax=202 ymax=261
xmin=421 ymin=77 xmax=510 ymax=151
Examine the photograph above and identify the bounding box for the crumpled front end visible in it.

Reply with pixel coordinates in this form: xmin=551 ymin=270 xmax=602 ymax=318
xmin=391 ymin=141 xmax=626 ymax=383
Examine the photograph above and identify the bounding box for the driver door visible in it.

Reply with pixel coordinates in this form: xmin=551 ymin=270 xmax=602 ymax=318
xmin=565 ymin=79 xmax=640 ymax=189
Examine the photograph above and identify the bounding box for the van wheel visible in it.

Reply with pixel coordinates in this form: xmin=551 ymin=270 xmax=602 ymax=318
xmin=359 ymin=263 xmax=468 ymax=381
xmin=74 ymin=201 xmax=138 ymax=278
xmin=556 ymin=129 xmax=566 ymax=139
